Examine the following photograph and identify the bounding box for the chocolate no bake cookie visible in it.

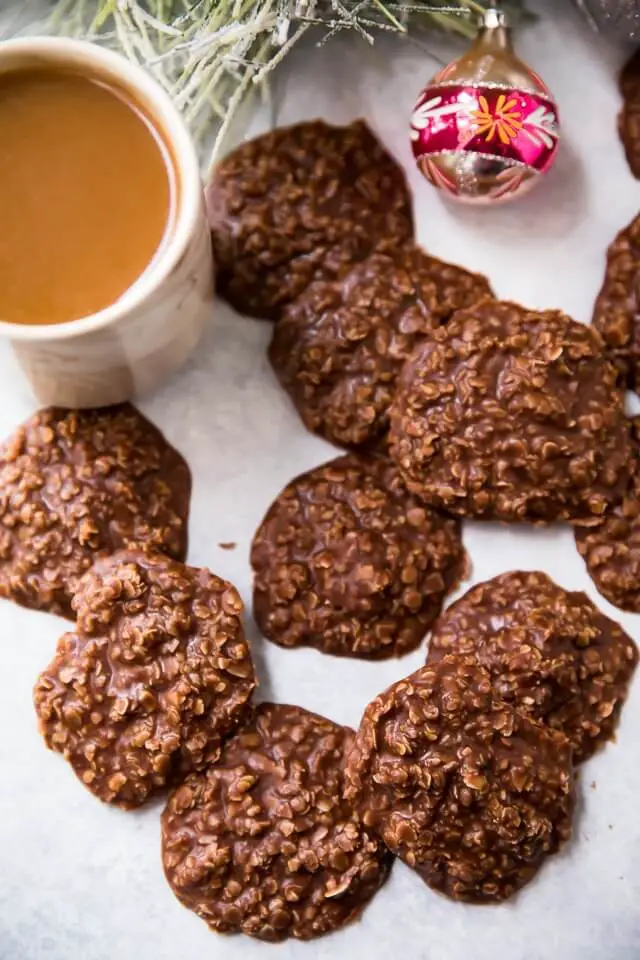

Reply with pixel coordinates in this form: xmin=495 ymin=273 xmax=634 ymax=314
xmin=269 ymin=245 xmax=493 ymax=448
xmin=576 ymin=417 xmax=640 ymax=611
xmin=427 ymin=571 xmax=638 ymax=762
xmin=0 ymin=405 xmax=191 ymax=619
xmin=592 ymin=211 xmax=640 ymax=391
xmin=619 ymin=50 xmax=640 ymax=179
xmin=345 ymin=655 xmax=575 ymax=903
xmin=206 ymin=119 xmax=414 ymax=319
xmin=34 ymin=549 xmax=255 ymax=808
xmin=390 ymin=299 xmax=633 ymax=524
xmin=251 ymin=453 xmax=466 ymax=659
xmin=162 ymin=703 xmax=391 ymax=942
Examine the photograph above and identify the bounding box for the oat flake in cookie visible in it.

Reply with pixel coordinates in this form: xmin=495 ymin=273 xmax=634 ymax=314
xmin=162 ymin=703 xmax=391 ymax=942
xmin=34 ymin=549 xmax=255 ymax=809
xmin=269 ymin=244 xmax=493 ymax=448
xmin=0 ymin=404 xmax=190 ymax=619
xmin=206 ymin=119 xmax=414 ymax=320
xmin=251 ymin=453 xmax=466 ymax=659
xmin=592 ymin=211 xmax=640 ymax=391
xmin=576 ymin=417 xmax=640 ymax=613
xmin=344 ymin=655 xmax=575 ymax=903
xmin=390 ymin=299 xmax=633 ymax=524
xmin=428 ymin=571 xmax=638 ymax=762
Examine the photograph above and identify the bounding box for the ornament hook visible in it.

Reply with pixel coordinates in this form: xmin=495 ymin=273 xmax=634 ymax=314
xmin=482 ymin=8 xmax=509 ymax=29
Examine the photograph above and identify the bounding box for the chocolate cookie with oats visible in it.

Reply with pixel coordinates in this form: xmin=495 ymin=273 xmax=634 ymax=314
xmin=162 ymin=702 xmax=391 ymax=942
xmin=206 ymin=119 xmax=413 ymax=320
xmin=344 ymin=655 xmax=575 ymax=904
xmin=576 ymin=417 xmax=640 ymax=612
xmin=619 ymin=50 xmax=640 ymax=179
xmin=251 ymin=453 xmax=466 ymax=659
xmin=390 ymin=299 xmax=632 ymax=524
xmin=34 ymin=549 xmax=255 ymax=809
xmin=269 ymin=246 xmax=493 ymax=448
xmin=0 ymin=405 xmax=190 ymax=619
xmin=592 ymin=211 xmax=640 ymax=391
xmin=427 ymin=571 xmax=638 ymax=762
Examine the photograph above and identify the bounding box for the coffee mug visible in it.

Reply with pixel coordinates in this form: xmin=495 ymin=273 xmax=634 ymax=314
xmin=0 ymin=37 xmax=214 ymax=408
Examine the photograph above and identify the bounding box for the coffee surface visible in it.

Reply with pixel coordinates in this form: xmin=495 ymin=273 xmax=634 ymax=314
xmin=0 ymin=68 xmax=172 ymax=325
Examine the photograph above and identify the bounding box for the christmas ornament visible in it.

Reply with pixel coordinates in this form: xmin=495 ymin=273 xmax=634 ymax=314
xmin=575 ymin=0 xmax=640 ymax=44
xmin=410 ymin=7 xmax=560 ymax=204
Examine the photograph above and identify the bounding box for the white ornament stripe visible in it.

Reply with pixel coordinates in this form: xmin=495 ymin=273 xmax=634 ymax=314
xmin=411 ymin=96 xmax=462 ymax=131
xmin=520 ymin=105 xmax=560 ymax=148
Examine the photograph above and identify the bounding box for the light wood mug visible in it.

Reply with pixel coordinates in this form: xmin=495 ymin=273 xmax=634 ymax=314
xmin=0 ymin=37 xmax=214 ymax=408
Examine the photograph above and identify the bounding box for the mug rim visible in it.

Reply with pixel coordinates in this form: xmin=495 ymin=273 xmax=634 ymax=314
xmin=0 ymin=36 xmax=202 ymax=341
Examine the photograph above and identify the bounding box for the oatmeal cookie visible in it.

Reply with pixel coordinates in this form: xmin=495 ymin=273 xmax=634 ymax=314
xmin=251 ymin=453 xmax=466 ymax=658
xmin=428 ymin=571 xmax=638 ymax=761
xmin=390 ymin=299 xmax=632 ymax=523
xmin=34 ymin=549 xmax=255 ymax=808
xmin=206 ymin=119 xmax=413 ymax=319
xmin=0 ymin=404 xmax=190 ymax=618
xmin=162 ymin=703 xmax=391 ymax=941
xmin=344 ymin=655 xmax=575 ymax=903
xmin=592 ymin=211 xmax=640 ymax=391
xmin=269 ymin=245 xmax=492 ymax=448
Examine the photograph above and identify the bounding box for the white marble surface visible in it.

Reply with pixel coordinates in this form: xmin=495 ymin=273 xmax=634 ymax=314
xmin=2 ymin=2 xmax=640 ymax=958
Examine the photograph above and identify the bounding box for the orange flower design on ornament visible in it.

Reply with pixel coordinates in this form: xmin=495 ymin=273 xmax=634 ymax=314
xmin=469 ymin=93 xmax=523 ymax=144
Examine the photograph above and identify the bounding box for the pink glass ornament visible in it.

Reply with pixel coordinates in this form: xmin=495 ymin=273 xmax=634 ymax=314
xmin=411 ymin=8 xmax=561 ymax=204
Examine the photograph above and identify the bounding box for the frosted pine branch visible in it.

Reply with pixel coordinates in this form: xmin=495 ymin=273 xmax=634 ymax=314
xmin=43 ymin=0 xmax=527 ymax=163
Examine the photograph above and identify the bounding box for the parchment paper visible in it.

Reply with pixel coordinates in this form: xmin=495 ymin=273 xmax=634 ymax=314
xmin=1 ymin=2 xmax=639 ymax=957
